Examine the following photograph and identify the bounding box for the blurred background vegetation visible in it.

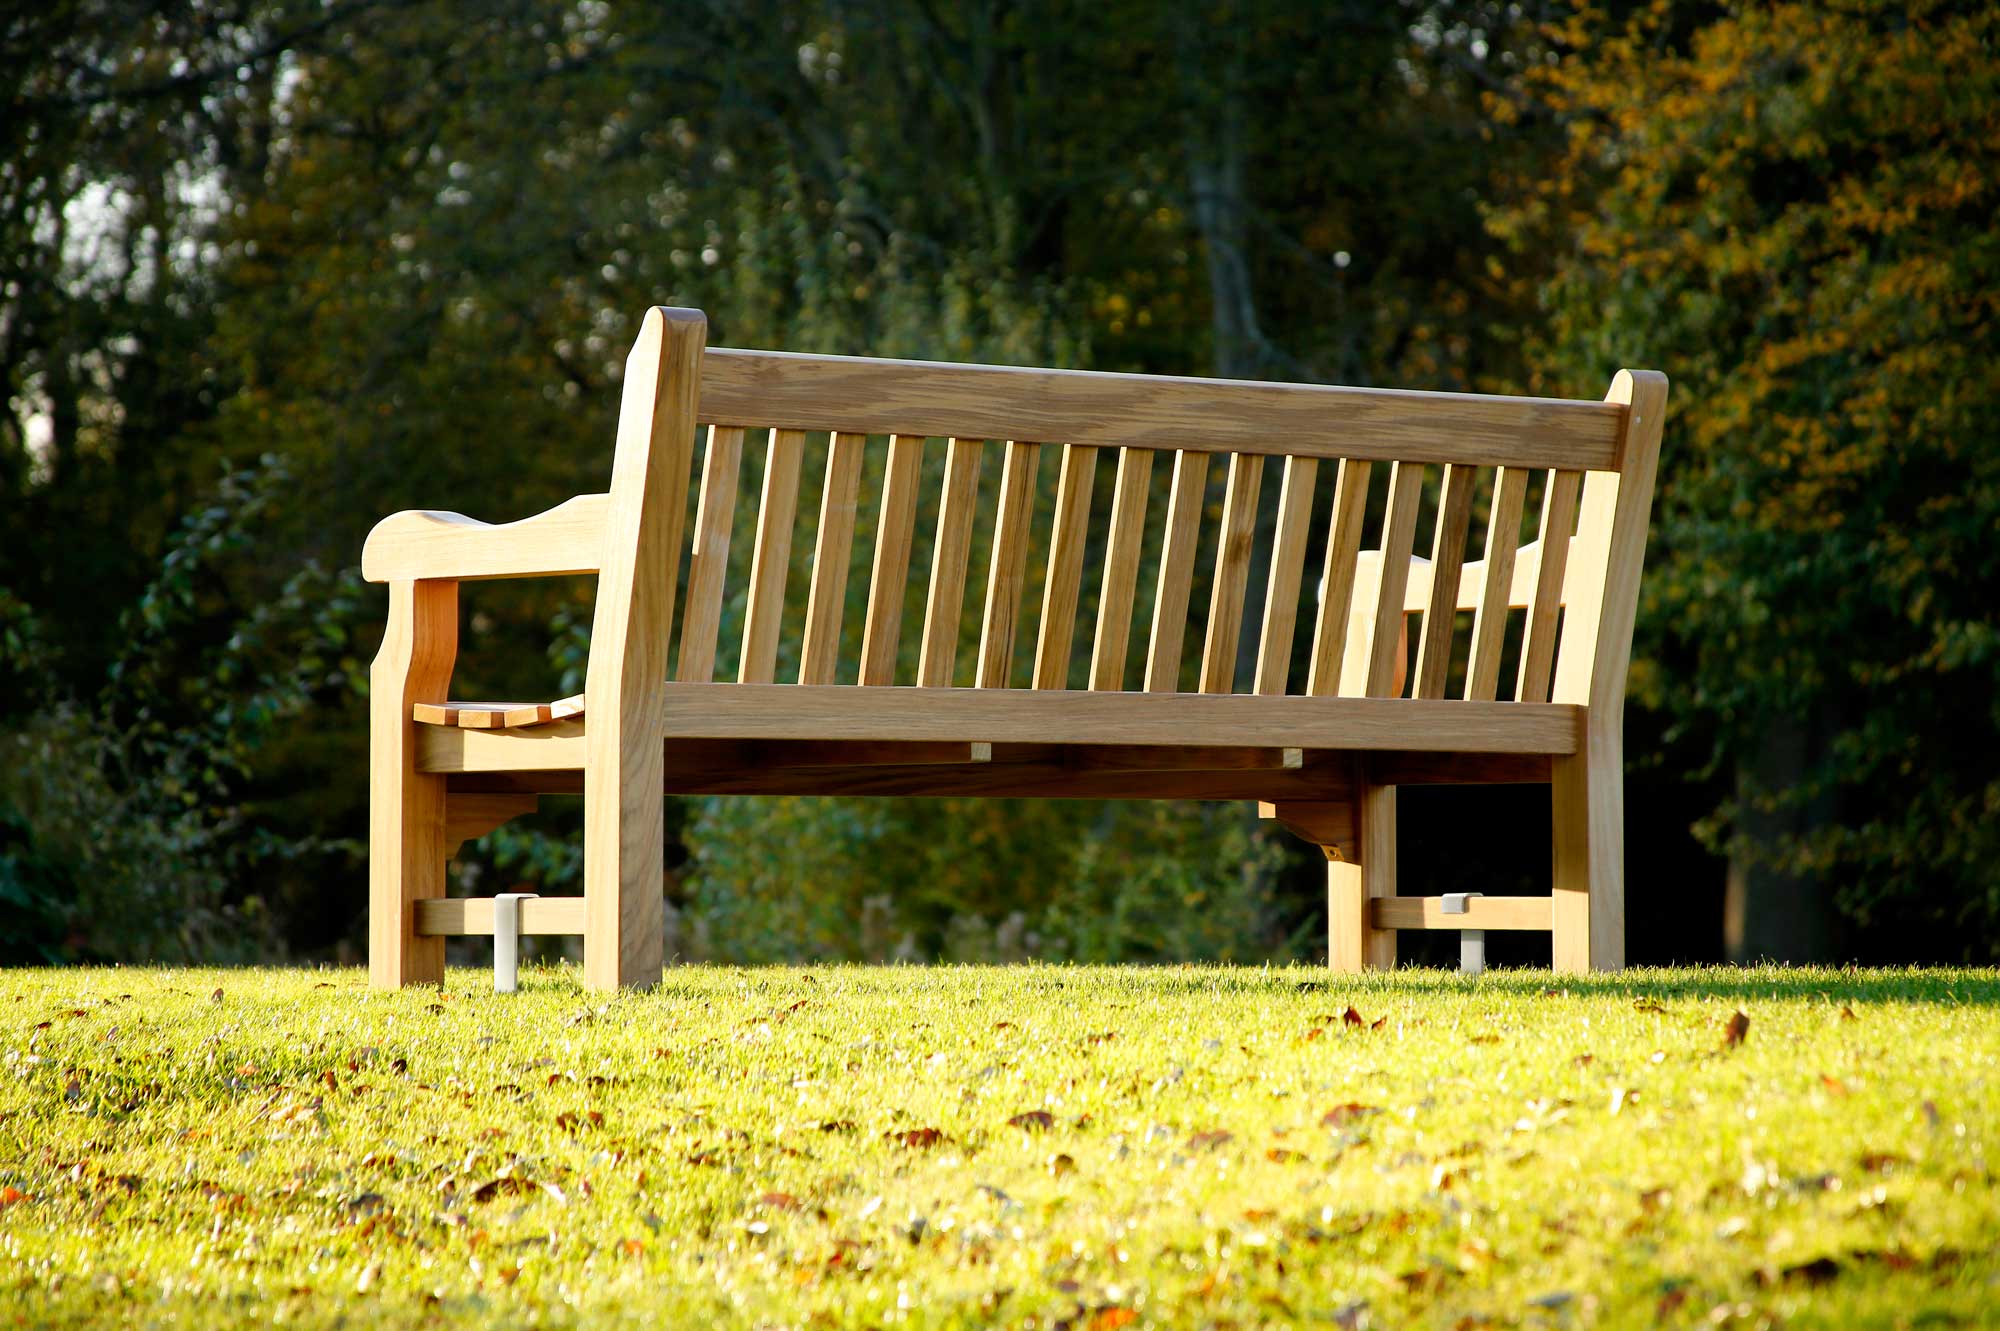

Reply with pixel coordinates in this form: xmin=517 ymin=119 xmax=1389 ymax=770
xmin=3 ymin=0 xmax=1994 ymax=967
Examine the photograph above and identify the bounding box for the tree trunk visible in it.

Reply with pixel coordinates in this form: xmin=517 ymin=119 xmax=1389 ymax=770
xmin=1722 ymin=712 xmax=1839 ymax=962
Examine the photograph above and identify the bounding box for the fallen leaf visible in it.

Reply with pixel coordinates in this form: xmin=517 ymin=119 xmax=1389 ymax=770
xmin=1341 ymin=1007 xmax=1365 ymax=1027
xmin=1086 ymin=1032 xmax=1117 ymax=1046
xmin=469 ymin=1177 xmax=565 ymax=1205
xmin=1723 ymin=1010 xmax=1750 ymax=1048
xmin=1859 ymin=1151 xmax=1906 ymax=1173
xmin=1008 ymin=1111 xmax=1055 ymax=1133
xmin=0 ymin=1187 xmax=24 ymax=1206
xmin=759 ymin=1191 xmax=801 ymax=1211
xmin=1048 ymin=1153 xmax=1076 ymax=1176
xmin=1320 ymin=1103 xmax=1379 ymax=1129
xmin=210 ymin=988 xmax=224 ymax=1004
xmin=885 ymin=1128 xmax=946 ymax=1150
xmin=1921 ymin=1100 xmax=1940 ymax=1130
xmin=1091 ymin=1308 xmax=1138 ymax=1330
xmin=1633 ymin=999 xmax=1666 ymax=1014
xmin=1266 ymin=1147 xmax=1307 ymax=1164
xmin=1187 ymin=1129 xmax=1233 ymax=1151
xmin=1781 ymin=1256 xmax=1842 ymax=1287
xmin=1839 ymin=1005 xmax=1857 ymax=1022
xmin=1819 ymin=1074 xmax=1850 ymax=1098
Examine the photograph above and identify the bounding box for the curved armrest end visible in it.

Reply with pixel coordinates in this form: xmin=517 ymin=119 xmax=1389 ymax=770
xmin=362 ymin=493 xmax=609 ymax=583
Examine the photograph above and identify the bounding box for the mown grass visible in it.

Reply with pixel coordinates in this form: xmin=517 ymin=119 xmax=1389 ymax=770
xmin=2 ymin=964 xmax=1996 ymax=1329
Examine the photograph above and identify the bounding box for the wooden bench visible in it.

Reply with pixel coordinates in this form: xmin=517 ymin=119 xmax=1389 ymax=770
xmin=362 ymin=307 xmax=1667 ymax=989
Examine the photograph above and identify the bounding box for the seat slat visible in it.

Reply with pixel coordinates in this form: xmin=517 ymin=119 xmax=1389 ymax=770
xmin=1365 ymin=462 xmax=1426 ymax=697
xmin=1143 ymin=450 xmax=1210 ymax=692
xmin=917 ymin=438 xmax=984 ymax=687
xmin=976 ymin=441 xmax=1041 ymax=688
xmin=1411 ymin=461 xmax=1477 ymax=699
xmin=1465 ymin=465 xmax=1530 ymax=700
xmin=738 ymin=429 xmax=805 ymax=684
xmin=1517 ymin=469 xmax=1582 ymax=703
xmin=1305 ymin=459 xmax=1373 ymax=696
xmin=1088 ymin=447 xmax=1154 ymax=691
xmin=1199 ymin=453 xmax=1265 ymax=694
xmin=1254 ymin=455 xmax=1319 ymax=696
xmin=858 ymin=434 xmax=926 ymax=686
xmin=677 ymin=425 xmax=745 ymax=683
xmin=799 ymin=431 xmax=866 ymax=685
xmin=1032 ymin=444 xmax=1100 ymax=690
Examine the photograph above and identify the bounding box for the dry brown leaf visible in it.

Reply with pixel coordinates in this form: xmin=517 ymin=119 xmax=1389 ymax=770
xmin=1321 ymin=1103 xmax=1379 ymax=1129
xmin=1090 ymin=1308 xmax=1137 ymax=1330
xmin=759 ymin=1191 xmax=801 ymax=1211
xmin=1839 ymin=1005 xmax=1858 ymax=1022
xmin=1008 ymin=1111 xmax=1055 ymax=1133
xmin=209 ymin=988 xmax=224 ymax=1004
xmin=885 ymin=1127 xmax=947 ymax=1150
xmin=1723 ymin=1010 xmax=1750 ymax=1048
xmin=1819 ymin=1074 xmax=1850 ymax=1098
xmin=1187 ymin=1129 xmax=1234 ymax=1151
xmin=1341 ymin=1006 xmax=1366 ymax=1027
xmin=1048 ymin=1152 xmax=1076 ymax=1176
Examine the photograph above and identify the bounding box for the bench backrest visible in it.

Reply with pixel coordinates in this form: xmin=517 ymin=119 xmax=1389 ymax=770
xmin=596 ymin=307 xmax=1666 ymax=720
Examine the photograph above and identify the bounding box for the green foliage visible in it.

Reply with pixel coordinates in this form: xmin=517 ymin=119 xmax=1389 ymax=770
xmin=1492 ymin=2 xmax=2000 ymax=954
xmin=0 ymin=457 xmax=364 ymax=961
xmin=6 ymin=964 xmax=2000 ymax=1327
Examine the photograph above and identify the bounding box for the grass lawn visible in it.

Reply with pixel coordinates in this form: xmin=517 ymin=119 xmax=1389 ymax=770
xmin=2 ymin=964 xmax=1996 ymax=1328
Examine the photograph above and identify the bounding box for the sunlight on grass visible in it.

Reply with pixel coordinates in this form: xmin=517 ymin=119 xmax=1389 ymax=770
xmin=3 ymin=965 xmax=1996 ymax=1327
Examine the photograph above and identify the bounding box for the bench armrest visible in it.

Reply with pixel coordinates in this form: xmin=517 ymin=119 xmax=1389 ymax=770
xmin=362 ymin=493 xmax=609 ymax=583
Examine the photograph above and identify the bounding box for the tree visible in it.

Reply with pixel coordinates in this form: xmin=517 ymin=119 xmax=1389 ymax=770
xmin=1493 ymin=1 xmax=2000 ymax=958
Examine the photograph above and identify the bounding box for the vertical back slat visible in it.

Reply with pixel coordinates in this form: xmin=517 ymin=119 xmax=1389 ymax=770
xmin=1517 ymin=468 xmax=1583 ymax=703
xmin=1144 ymin=450 xmax=1211 ymax=692
xmin=1088 ymin=447 xmax=1155 ymax=690
xmin=798 ymin=431 xmax=866 ymax=685
xmin=1410 ymin=462 xmax=1477 ymax=699
xmin=1198 ymin=453 xmax=1265 ymax=693
xmin=676 ymin=425 xmax=744 ymax=682
xmin=858 ymin=434 xmax=926 ymax=686
xmin=1551 ymin=469 xmax=1621 ymax=705
xmin=917 ymin=438 xmax=984 ymax=687
xmin=976 ymin=440 xmax=1040 ymax=688
xmin=738 ymin=429 xmax=805 ymax=683
xmin=1365 ymin=461 xmax=1426 ymax=697
xmin=1253 ymin=454 xmax=1319 ymax=695
xmin=1305 ymin=458 xmax=1373 ymax=696
xmin=1464 ymin=465 xmax=1530 ymax=700
xmin=1032 ymin=444 xmax=1099 ymax=689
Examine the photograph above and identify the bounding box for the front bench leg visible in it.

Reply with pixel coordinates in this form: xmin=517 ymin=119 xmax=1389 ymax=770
xmin=1327 ymin=782 xmax=1398 ymax=971
xmin=369 ymin=579 xmax=458 ymax=988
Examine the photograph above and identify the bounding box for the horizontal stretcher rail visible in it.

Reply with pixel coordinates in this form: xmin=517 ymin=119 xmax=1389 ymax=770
xmin=1371 ymin=895 xmax=1553 ymax=931
xmin=413 ymin=685 xmax=1584 ymax=773
xmin=414 ymin=896 xmax=586 ymax=936
xmin=698 ymin=349 xmax=1627 ymax=472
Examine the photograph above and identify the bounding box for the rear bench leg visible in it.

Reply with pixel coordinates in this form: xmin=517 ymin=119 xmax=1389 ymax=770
xmin=369 ymin=579 xmax=457 ymax=988
xmin=1327 ymin=782 xmax=1397 ymax=971
xmin=1551 ymin=728 xmax=1626 ymax=972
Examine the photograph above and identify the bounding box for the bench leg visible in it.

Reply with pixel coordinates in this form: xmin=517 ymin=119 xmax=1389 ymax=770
xmin=1551 ymin=728 xmax=1625 ymax=973
xmin=582 ymin=749 xmax=664 ymax=991
xmin=369 ymin=579 xmax=456 ymax=989
xmin=1328 ymin=782 xmax=1397 ymax=971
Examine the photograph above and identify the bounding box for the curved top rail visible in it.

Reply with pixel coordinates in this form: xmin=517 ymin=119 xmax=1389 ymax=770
xmin=697 ymin=348 xmax=1629 ymax=472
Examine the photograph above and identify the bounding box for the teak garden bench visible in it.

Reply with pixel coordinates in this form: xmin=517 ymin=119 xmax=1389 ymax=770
xmin=363 ymin=307 xmax=1667 ymax=990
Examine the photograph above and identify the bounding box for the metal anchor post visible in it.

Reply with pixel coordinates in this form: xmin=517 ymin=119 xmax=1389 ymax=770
xmin=1441 ymin=892 xmax=1485 ymax=976
xmin=493 ymin=893 xmax=538 ymax=993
